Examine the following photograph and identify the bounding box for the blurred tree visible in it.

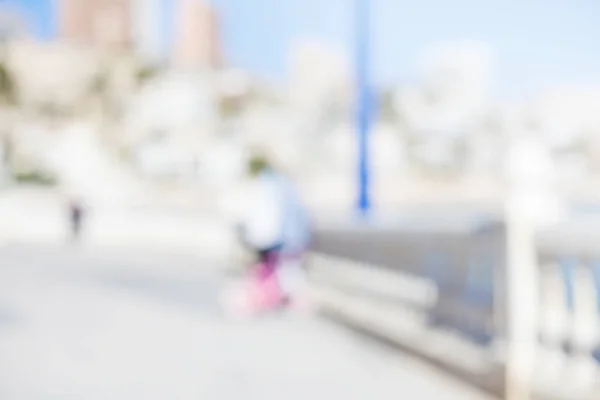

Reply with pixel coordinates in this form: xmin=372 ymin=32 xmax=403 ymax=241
xmin=36 ymin=101 xmax=63 ymax=120
xmin=89 ymin=62 xmax=130 ymax=125
xmin=0 ymin=60 xmax=15 ymax=106
xmin=218 ymin=94 xmax=243 ymax=120
xmin=135 ymin=64 xmax=162 ymax=86
xmin=0 ymin=56 xmax=16 ymax=176
xmin=248 ymin=84 xmax=284 ymax=108
xmin=12 ymin=169 xmax=57 ymax=186
xmin=380 ymin=88 xmax=411 ymax=134
xmin=90 ymin=69 xmax=109 ymax=96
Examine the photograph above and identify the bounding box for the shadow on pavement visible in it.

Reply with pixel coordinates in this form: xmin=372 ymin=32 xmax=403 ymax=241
xmin=0 ymin=244 xmax=229 ymax=318
xmin=0 ymin=308 xmax=21 ymax=328
xmin=81 ymin=268 xmax=228 ymax=318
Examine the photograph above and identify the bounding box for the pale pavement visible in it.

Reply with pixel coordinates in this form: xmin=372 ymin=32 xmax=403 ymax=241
xmin=0 ymin=244 xmax=493 ymax=400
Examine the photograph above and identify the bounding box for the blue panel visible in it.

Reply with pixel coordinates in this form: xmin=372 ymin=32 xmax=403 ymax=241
xmin=591 ymin=260 xmax=600 ymax=313
xmin=559 ymin=257 xmax=576 ymax=312
xmin=424 ymin=250 xmax=448 ymax=288
xmin=464 ymin=253 xmax=494 ymax=307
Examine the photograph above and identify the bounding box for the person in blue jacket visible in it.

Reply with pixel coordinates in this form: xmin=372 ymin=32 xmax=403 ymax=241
xmin=238 ymin=154 xmax=311 ymax=301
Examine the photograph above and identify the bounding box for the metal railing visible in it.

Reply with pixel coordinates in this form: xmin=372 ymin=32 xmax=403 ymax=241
xmin=310 ymin=211 xmax=600 ymax=399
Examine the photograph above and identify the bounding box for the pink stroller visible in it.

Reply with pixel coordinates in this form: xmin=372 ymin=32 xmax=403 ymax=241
xmin=221 ymin=260 xmax=287 ymax=317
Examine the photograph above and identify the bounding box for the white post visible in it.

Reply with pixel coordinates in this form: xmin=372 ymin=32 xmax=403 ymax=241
xmin=505 ymin=198 xmax=538 ymax=400
xmin=504 ymin=136 xmax=562 ymax=400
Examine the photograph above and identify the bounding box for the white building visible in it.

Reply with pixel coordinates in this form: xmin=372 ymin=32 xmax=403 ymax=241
xmin=287 ymin=38 xmax=351 ymax=115
xmin=530 ymin=85 xmax=600 ymax=150
xmin=397 ymin=40 xmax=494 ymax=136
xmin=7 ymin=40 xmax=100 ymax=110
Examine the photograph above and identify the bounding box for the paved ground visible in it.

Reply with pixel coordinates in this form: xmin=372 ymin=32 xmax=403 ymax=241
xmin=0 ymin=244 xmax=492 ymax=400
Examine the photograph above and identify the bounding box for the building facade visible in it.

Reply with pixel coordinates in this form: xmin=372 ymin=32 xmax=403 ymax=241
xmin=172 ymin=0 xmax=221 ymax=69
xmin=58 ymin=0 xmax=221 ymax=68
xmin=58 ymin=0 xmax=132 ymax=49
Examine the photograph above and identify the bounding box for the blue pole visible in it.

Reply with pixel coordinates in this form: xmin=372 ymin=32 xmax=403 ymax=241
xmin=355 ymin=0 xmax=371 ymax=216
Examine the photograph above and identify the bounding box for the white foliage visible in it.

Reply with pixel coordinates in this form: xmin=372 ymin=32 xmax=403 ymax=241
xmin=287 ymin=38 xmax=351 ymax=112
xmin=323 ymin=122 xmax=406 ymax=177
xmin=8 ymin=40 xmax=100 ymax=109
xmin=125 ymin=71 xmax=215 ymax=142
xmin=529 ymin=85 xmax=600 ymax=149
xmin=394 ymin=40 xmax=493 ymax=136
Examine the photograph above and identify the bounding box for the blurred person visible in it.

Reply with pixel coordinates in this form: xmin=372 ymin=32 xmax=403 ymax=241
xmin=67 ymin=198 xmax=85 ymax=243
xmin=225 ymin=154 xmax=311 ymax=315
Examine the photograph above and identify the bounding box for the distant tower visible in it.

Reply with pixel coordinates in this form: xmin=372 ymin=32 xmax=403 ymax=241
xmin=58 ymin=0 xmax=132 ymax=50
xmin=172 ymin=0 xmax=221 ymax=70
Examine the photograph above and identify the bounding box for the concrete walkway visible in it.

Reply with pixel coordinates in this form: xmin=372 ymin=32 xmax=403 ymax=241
xmin=0 ymin=244 xmax=493 ymax=400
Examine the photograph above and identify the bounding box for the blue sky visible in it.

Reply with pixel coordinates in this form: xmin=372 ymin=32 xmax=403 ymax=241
xmin=3 ymin=0 xmax=600 ymax=97
xmin=0 ymin=0 xmax=54 ymax=38
xmin=211 ymin=0 xmax=600 ymax=97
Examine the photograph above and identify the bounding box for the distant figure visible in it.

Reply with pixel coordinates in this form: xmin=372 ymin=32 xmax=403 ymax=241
xmin=68 ymin=199 xmax=85 ymax=243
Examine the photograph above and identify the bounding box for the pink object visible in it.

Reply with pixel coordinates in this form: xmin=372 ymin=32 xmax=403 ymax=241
xmin=253 ymin=262 xmax=273 ymax=281
xmin=248 ymin=277 xmax=281 ymax=309
xmin=248 ymin=262 xmax=285 ymax=310
xmin=221 ymin=263 xmax=286 ymax=317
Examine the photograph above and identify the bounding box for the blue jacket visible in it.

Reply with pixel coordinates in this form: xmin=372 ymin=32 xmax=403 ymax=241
xmin=261 ymin=170 xmax=311 ymax=254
